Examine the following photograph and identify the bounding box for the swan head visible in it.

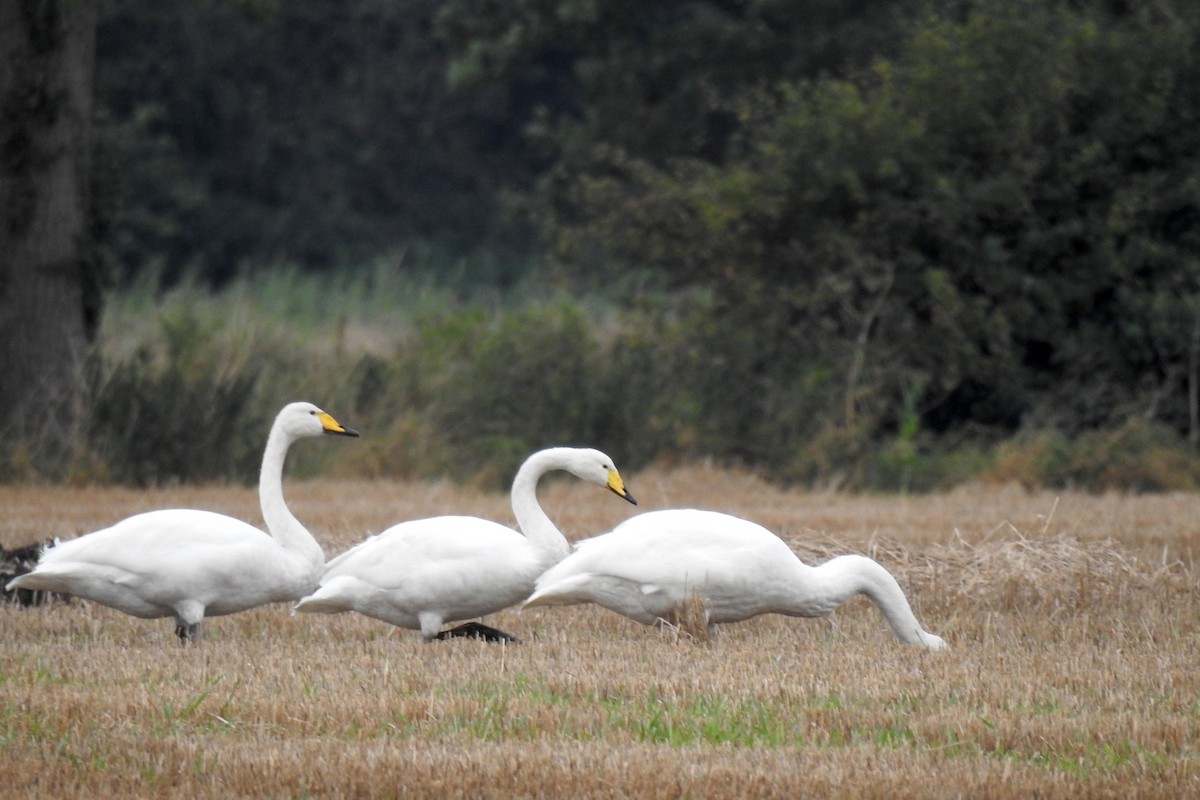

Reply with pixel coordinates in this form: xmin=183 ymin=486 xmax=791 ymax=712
xmin=276 ymin=402 xmax=360 ymax=441
xmin=566 ymin=448 xmax=637 ymax=505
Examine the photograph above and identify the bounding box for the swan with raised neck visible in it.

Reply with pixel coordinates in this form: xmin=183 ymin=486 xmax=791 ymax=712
xmin=6 ymin=402 xmax=358 ymax=642
xmin=294 ymin=446 xmax=636 ymax=642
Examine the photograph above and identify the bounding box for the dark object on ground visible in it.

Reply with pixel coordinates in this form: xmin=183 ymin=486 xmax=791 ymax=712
xmin=433 ymin=622 xmax=520 ymax=643
xmin=1 ymin=542 xmax=70 ymax=607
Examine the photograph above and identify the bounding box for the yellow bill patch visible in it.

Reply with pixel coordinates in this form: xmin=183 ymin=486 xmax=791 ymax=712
xmin=318 ymin=412 xmax=349 ymax=434
xmin=608 ymin=470 xmax=628 ymax=497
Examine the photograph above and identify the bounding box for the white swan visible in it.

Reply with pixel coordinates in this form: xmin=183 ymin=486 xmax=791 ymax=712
xmin=524 ymin=509 xmax=947 ymax=649
xmin=293 ymin=447 xmax=636 ymax=641
xmin=6 ymin=402 xmax=359 ymax=642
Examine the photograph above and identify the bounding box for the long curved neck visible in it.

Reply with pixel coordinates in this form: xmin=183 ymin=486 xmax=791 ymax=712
xmin=808 ymin=555 xmax=935 ymax=646
xmin=259 ymin=424 xmax=324 ymax=566
xmin=510 ymin=449 xmax=574 ymax=567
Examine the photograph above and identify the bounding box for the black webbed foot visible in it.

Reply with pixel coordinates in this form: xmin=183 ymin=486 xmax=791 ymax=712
xmin=174 ymin=623 xmax=199 ymax=644
xmin=433 ymin=622 xmax=520 ymax=643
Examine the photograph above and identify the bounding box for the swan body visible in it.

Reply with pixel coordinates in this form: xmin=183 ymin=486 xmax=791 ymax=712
xmin=294 ymin=447 xmax=636 ymax=641
xmin=6 ymin=402 xmax=358 ymax=641
xmin=524 ymin=509 xmax=947 ymax=649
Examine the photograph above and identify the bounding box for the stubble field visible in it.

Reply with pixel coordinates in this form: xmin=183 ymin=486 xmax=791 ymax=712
xmin=2 ymin=465 xmax=1198 ymax=798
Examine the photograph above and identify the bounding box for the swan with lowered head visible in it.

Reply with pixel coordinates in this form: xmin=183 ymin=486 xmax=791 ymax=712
xmin=524 ymin=508 xmax=947 ymax=649
xmin=293 ymin=447 xmax=636 ymax=642
xmin=6 ymin=402 xmax=359 ymax=642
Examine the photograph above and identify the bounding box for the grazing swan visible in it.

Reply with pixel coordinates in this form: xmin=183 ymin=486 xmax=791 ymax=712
xmin=293 ymin=447 xmax=636 ymax=642
xmin=6 ymin=402 xmax=359 ymax=642
xmin=524 ymin=509 xmax=947 ymax=649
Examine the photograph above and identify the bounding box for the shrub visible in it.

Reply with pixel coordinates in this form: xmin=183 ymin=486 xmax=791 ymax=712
xmin=11 ymin=266 xmax=1200 ymax=494
xmin=986 ymin=420 xmax=1200 ymax=492
xmin=85 ymin=308 xmax=268 ymax=485
xmin=399 ymin=303 xmax=609 ymax=487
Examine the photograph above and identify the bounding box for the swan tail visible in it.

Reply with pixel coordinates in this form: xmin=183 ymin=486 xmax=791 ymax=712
xmin=523 ymin=574 xmax=595 ymax=610
xmin=292 ymin=575 xmax=359 ymax=615
xmin=5 ymin=562 xmax=126 ymax=596
xmin=4 ymin=571 xmax=44 ymax=593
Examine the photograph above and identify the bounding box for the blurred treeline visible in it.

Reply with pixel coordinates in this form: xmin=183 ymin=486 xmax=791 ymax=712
xmin=46 ymin=0 xmax=1200 ymax=491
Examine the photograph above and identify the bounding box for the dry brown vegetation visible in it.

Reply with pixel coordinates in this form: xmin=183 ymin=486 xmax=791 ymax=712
xmin=2 ymin=466 xmax=1198 ymax=798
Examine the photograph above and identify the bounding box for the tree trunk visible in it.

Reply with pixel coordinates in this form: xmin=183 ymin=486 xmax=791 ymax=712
xmin=1190 ymin=293 xmax=1200 ymax=448
xmin=843 ymin=263 xmax=894 ymax=427
xmin=0 ymin=0 xmax=98 ymax=469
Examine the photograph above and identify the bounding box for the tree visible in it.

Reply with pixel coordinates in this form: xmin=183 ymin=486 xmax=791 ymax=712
xmin=97 ymin=0 xmax=540 ymax=286
xmin=512 ymin=0 xmax=1200 ymax=469
xmin=0 ymin=0 xmax=100 ymax=471
xmin=437 ymin=0 xmax=925 ymax=168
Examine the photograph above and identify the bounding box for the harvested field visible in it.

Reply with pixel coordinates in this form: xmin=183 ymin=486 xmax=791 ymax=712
xmin=2 ymin=466 xmax=1198 ymax=798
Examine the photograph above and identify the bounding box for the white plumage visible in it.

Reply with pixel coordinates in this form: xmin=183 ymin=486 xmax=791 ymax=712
xmin=524 ymin=508 xmax=947 ymax=649
xmin=293 ymin=447 xmax=636 ymax=641
xmin=5 ymin=402 xmax=358 ymax=641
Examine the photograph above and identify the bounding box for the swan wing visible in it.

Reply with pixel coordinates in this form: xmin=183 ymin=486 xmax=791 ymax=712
xmin=527 ymin=509 xmax=797 ymax=622
xmin=316 ymin=516 xmax=539 ymax=621
xmin=41 ymin=509 xmax=269 ymax=559
xmin=323 ymin=517 xmax=528 ymax=585
xmin=548 ymin=509 xmax=787 ymax=586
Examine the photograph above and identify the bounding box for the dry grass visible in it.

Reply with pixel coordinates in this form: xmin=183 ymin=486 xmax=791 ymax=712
xmin=2 ymin=466 xmax=1199 ymax=798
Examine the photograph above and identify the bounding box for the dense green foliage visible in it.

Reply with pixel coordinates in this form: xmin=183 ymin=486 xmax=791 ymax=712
xmin=21 ymin=0 xmax=1199 ymax=488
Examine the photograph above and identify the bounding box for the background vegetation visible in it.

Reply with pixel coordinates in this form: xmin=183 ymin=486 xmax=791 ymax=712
xmin=12 ymin=266 xmax=1188 ymax=493
xmin=7 ymin=0 xmax=1200 ymax=490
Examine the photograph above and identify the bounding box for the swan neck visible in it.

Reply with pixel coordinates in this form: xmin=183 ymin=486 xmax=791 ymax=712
xmin=809 ymin=555 xmax=932 ymax=646
xmin=258 ymin=424 xmax=323 ymax=565
xmin=510 ymin=450 xmax=572 ymax=566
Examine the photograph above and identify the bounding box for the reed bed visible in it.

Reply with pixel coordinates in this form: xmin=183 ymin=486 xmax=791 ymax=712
xmin=2 ymin=468 xmax=1198 ymax=798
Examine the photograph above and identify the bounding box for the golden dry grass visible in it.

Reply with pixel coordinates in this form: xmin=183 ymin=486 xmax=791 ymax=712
xmin=2 ymin=466 xmax=1199 ymax=798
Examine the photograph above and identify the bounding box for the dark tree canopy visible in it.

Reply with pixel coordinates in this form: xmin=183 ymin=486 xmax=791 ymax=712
xmin=97 ymin=0 xmax=539 ymax=285
xmin=450 ymin=0 xmax=1200 ymax=453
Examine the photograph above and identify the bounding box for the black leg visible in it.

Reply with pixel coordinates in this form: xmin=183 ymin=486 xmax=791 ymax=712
xmin=433 ymin=622 xmax=520 ymax=643
xmin=175 ymin=623 xmax=199 ymax=643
